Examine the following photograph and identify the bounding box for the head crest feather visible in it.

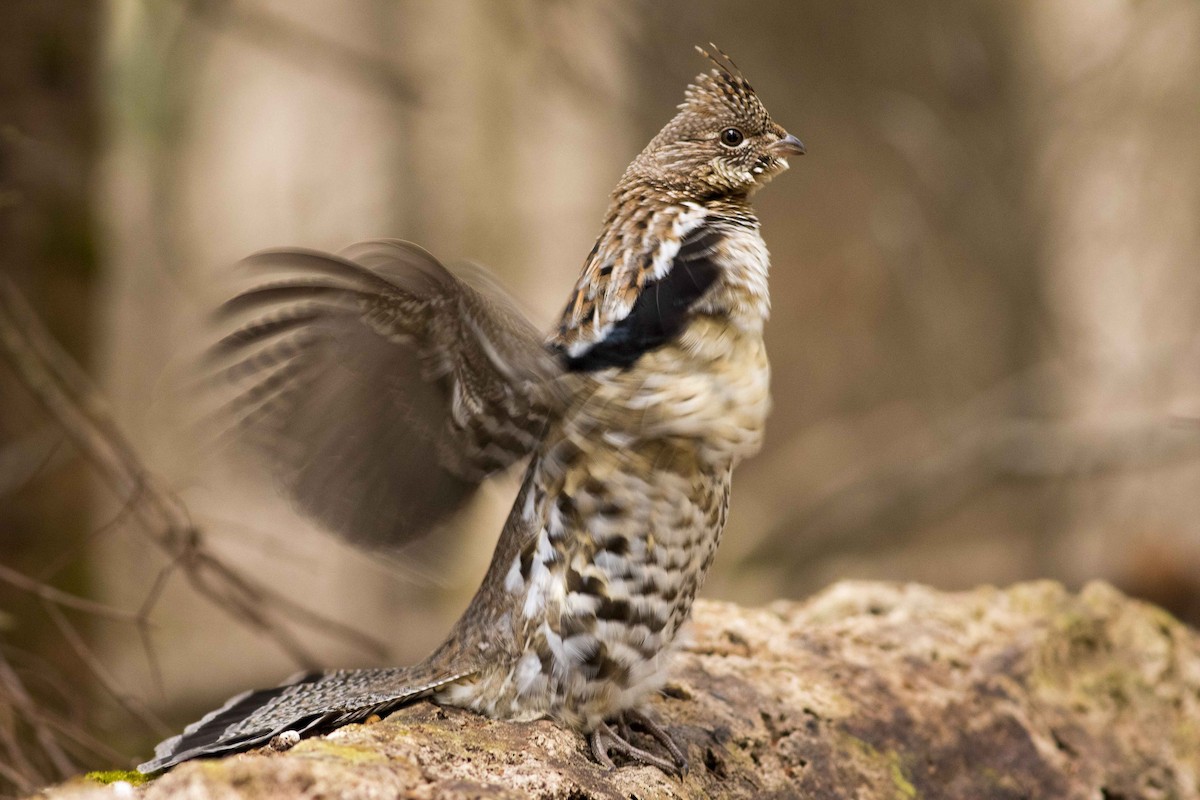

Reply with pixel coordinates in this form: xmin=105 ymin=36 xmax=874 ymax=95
xmin=681 ymin=44 xmax=758 ymax=112
xmin=694 ymin=43 xmax=745 ymax=83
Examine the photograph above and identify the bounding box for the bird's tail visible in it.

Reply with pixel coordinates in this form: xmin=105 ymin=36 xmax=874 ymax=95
xmin=138 ymin=664 xmax=475 ymax=773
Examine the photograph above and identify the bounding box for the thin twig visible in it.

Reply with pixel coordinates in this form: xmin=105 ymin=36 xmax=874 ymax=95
xmin=746 ymin=365 xmax=1200 ymax=570
xmin=0 ymin=274 xmax=398 ymax=787
xmin=0 ymin=277 xmax=387 ymax=661
xmin=35 ymin=714 xmax=130 ymax=767
xmin=201 ymin=554 xmax=387 ymax=659
xmin=184 ymin=554 xmax=322 ymax=670
xmin=0 ymin=660 xmax=131 ymax=787
xmin=36 ymin=478 xmax=145 ymax=581
xmin=0 ymin=650 xmax=63 ymax=785
xmin=41 ymin=601 xmax=172 ymax=737
xmin=0 ymin=760 xmax=37 ymax=795
xmin=135 ymin=556 xmax=185 ymax=698
xmin=0 ymin=563 xmax=142 ymax=623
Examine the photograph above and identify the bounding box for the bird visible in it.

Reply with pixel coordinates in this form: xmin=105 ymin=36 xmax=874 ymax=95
xmin=139 ymin=45 xmax=805 ymax=775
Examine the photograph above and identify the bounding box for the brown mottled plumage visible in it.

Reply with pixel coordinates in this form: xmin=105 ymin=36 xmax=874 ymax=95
xmin=141 ymin=46 xmax=804 ymax=775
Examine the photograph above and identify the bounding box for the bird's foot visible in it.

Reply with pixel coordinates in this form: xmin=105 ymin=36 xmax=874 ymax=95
xmin=588 ymin=709 xmax=688 ymax=776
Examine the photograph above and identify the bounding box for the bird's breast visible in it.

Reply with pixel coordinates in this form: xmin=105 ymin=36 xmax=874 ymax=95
xmin=568 ymin=320 xmax=771 ymax=470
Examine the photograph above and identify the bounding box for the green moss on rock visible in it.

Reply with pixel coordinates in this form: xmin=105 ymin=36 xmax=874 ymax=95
xmin=85 ymin=770 xmax=150 ymax=785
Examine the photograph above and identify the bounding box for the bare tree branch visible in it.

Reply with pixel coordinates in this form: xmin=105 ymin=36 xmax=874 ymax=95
xmin=746 ymin=367 xmax=1200 ymax=572
xmin=40 ymin=602 xmax=172 ymax=738
xmin=0 ymin=276 xmax=388 ymax=663
xmin=0 ymin=642 xmax=145 ymax=795
xmin=0 ymin=650 xmax=64 ymax=788
xmin=0 ymin=563 xmax=142 ymax=623
xmin=0 ymin=277 xmax=393 ymax=788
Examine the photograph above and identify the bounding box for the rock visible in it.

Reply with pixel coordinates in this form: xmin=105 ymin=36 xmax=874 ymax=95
xmin=38 ymin=581 xmax=1200 ymax=799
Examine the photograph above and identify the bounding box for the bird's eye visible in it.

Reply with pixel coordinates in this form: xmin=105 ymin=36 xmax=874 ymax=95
xmin=719 ymin=127 xmax=745 ymax=148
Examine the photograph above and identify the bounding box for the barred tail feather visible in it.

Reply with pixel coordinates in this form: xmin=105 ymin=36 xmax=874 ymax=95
xmin=139 ymin=665 xmax=475 ymax=773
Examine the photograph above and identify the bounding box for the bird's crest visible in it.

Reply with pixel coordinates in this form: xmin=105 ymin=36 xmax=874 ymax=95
xmin=681 ymin=44 xmax=765 ymax=127
xmin=695 ymin=43 xmax=746 ymax=83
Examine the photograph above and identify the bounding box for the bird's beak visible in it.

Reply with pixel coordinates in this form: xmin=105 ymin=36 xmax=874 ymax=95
xmin=768 ymin=133 xmax=806 ymax=157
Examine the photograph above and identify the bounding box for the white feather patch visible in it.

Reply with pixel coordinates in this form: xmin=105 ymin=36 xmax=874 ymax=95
xmin=504 ymin=555 xmax=524 ymax=594
xmin=566 ymin=203 xmax=709 ymax=359
xmin=514 ymin=652 xmax=544 ymax=697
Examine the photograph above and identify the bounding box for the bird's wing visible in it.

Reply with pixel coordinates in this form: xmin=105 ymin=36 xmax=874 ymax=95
xmin=551 ymin=206 xmax=725 ymax=371
xmin=206 ymin=238 xmax=563 ymax=550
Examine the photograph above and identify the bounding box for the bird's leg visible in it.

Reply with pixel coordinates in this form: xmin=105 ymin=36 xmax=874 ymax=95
xmin=588 ymin=721 xmax=679 ymax=774
xmin=616 ymin=715 xmax=633 ymax=743
xmin=587 ymin=713 xmax=688 ymax=776
xmin=588 ymin=723 xmax=618 ymax=770
xmin=624 ymin=708 xmax=688 ymax=774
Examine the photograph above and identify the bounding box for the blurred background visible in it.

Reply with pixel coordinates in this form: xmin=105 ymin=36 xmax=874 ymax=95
xmin=2 ymin=0 xmax=1199 ymax=790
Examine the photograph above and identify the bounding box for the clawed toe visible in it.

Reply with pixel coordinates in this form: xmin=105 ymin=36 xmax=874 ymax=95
xmin=586 ymin=711 xmax=688 ymax=777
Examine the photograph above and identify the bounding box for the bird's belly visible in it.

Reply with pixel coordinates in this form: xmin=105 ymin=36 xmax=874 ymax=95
xmin=440 ymin=446 xmax=731 ymax=730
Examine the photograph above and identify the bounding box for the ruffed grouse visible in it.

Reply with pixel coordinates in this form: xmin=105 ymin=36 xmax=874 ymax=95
xmin=141 ymin=46 xmax=804 ymax=775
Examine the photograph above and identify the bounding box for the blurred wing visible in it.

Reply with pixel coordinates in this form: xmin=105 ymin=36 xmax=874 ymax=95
xmin=207 ymin=239 xmax=562 ymax=550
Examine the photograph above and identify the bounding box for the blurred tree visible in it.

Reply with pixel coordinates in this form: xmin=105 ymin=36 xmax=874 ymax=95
xmin=0 ymin=0 xmax=105 ymax=790
xmin=1021 ymin=0 xmax=1200 ymax=610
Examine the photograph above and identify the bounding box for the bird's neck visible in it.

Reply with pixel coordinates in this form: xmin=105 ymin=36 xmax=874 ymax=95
xmin=604 ymin=177 xmax=755 ymax=221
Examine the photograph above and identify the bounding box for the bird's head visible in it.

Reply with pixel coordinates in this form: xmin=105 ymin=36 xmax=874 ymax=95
xmin=630 ymin=45 xmax=805 ymax=199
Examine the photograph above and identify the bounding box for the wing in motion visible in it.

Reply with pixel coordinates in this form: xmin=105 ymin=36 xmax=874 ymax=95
xmin=207 ymin=239 xmax=563 ymax=550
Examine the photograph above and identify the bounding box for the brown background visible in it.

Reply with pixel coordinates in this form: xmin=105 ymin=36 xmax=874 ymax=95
xmin=2 ymin=0 xmax=1198 ymax=783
